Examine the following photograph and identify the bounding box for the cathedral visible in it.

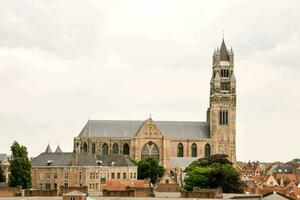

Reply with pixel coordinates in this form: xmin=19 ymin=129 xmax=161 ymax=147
xmin=73 ymin=39 xmax=237 ymax=168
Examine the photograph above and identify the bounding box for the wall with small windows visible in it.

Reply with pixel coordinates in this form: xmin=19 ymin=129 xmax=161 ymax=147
xmin=31 ymin=165 xmax=137 ymax=193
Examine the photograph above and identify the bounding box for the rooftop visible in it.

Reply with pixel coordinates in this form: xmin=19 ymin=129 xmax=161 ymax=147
xmin=31 ymin=152 xmax=136 ymax=167
xmin=78 ymin=119 xmax=210 ymax=139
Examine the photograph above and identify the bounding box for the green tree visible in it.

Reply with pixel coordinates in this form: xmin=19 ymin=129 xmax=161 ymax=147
xmin=8 ymin=141 xmax=32 ymax=189
xmin=137 ymin=157 xmax=165 ymax=184
xmin=0 ymin=163 xmax=5 ymax=182
xmin=185 ymin=154 xmax=232 ymax=171
xmin=184 ymin=154 xmax=244 ymax=193
xmin=184 ymin=167 xmax=212 ymax=191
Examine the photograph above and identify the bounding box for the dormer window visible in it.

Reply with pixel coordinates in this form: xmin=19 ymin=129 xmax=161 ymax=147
xmin=47 ymin=160 xmax=53 ymax=166
xmin=96 ymin=160 xmax=102 ymax=166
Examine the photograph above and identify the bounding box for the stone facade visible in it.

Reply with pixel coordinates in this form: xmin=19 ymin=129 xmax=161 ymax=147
xmin=31 ymin=152 xmax=137 ymax=193
xmin=73 ymin=39 xmax=237 ymax=167
xmin=207 ymin=39 xmax=237 ymax=162
xmin=0 ymin=155 xmax=9 ymax=183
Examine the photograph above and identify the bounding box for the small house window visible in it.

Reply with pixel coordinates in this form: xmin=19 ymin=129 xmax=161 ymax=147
xmin=64 ymin=172 xmax=69 ymax=180
xmin=111 ymin=173 xmax=115 ymax=179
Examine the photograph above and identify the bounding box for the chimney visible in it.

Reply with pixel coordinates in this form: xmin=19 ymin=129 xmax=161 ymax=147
xmin=72 ymin=150 xmax=78 ymax=166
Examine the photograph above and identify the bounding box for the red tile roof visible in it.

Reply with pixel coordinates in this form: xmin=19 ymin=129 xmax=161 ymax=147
xmin=104 ymin=180 xmax=150 ymax=191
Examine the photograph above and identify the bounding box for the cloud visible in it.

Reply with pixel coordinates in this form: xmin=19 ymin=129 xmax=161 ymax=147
xmin=0 ymin=0 xmax=299 ymax=162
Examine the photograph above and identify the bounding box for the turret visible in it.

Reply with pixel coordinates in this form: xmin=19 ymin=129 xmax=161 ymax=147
xmin=55 ymin=145 xmax=62 ymax=153
xmin=45 ymin=144 xmax=52 ymax=153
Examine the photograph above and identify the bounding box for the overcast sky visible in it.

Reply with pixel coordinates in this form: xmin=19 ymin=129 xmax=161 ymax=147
xmin=0 ymin=0 xmax=299 ymax=162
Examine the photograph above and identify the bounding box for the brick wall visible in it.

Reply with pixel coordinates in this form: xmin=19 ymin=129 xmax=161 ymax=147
xmin=24 ymin=189 xmax=58 ymax=196
xmin=181 ymin=188 xmax=222 ymax=199
xmin=0 ymin=187 xmax=21 ymax=197
xmin=60 ymin=186 xmax=88 ymax=196
xmin=156 ymin=183 xmax=180 ymax=192
xmin=102 ymin=189 xmax=135 ymax=197
xmin=63 ymin=196 xmax=85 ymax=200
xmin=103 ymin=187 xmax=153 ymax=197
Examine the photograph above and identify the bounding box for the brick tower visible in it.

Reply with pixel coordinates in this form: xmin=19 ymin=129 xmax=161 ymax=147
xmin=207 ymin=39 xmax=237 ymax=162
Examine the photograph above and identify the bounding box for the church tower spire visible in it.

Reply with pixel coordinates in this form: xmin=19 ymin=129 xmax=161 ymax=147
xmin=207 ymin=39 xmax=236 ymax=163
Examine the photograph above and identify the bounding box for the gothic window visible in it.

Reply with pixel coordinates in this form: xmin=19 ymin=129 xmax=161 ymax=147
xmin=191 ymin=143 xmax=197 ymax=157
xmin=205 ymin=143 xmax=211 ymax=158
xmin=221 ymin=82 xmax=230 ymax=91
xmin=221 ymin=69 xmax=229 ymax=77
xmin=123 ymin=143 xmax=129 ymax=155
xmin=83 ymin=143 xmax=88 ymax=153
xmin=219 ymin=109 xmax=229 ymax=125
xmin=177 ymin=143 xmax=184 ymax=157
xmin=141 ymin=141 xmax=159 ymax=161
xmin=102 ymin=143 xmax=108 ymax=155
xmin=112 ymin=143 xmax=119 ymax=154
xmin=92 ymin=143 xmax=96 ymax=154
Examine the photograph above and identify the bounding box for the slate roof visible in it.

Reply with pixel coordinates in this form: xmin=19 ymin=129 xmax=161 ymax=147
xmin=31 ymin=153 xmax=72 ymax=167
xmin=76 ymin=153 xmax=136 ymax=167
xmin=78 ymin=120 xmax=210 ymax=139
xmin=31 ymin=152 xmax=136 ymax=167
xmin=220 ymin=39 xmax=230 ymax=61
xmin=267 ymin=164 xmax=278 ymax=175
xmin=276 ymin=165 xmax=293 ymax=174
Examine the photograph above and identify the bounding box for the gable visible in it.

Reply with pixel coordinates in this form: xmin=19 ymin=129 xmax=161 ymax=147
xmin=158 ymin=173 xmax=176 ymax=184
xmin=265 ymin=175 xmax=279 ymax=186
xmin=135 ymin=118 xmax=163 ymax=139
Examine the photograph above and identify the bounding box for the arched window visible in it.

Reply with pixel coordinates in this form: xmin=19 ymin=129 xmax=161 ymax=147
xmin=92 ymin=143 xmax=96 ymax=154
xmin=123 ymin=143 xmax=129 ymax=155
xmin=177 ymin=143 xmax=184 ymax=157
xmin=76 ymin=143 xmax=80 ymax=152
xmin=205 ymin=143 xmax=211 ymax=158
xmin=112 ymin=143 xmax=119 ymax=154
xmin=102 ymin=143 xmax=108 ymax=155
xmin=141 ymin=141 xmax=159 ymax=161
xmin=83 ymin=143 xmax=88 ymax=153
xmin=191 ymin=143 xmax=197 ymax=157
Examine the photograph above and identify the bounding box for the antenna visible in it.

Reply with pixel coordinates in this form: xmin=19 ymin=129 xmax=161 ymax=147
xmin=222 ymin=29 xmax=224 ymax=39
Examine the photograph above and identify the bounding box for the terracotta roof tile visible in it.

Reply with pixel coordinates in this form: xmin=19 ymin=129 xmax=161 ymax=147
xmin=105 ymin=180 xmax=150 ymax=191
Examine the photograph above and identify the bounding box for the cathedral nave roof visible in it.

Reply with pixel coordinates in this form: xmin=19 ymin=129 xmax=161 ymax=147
xmin=78 ymin=119 xmax=210 ymax=139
